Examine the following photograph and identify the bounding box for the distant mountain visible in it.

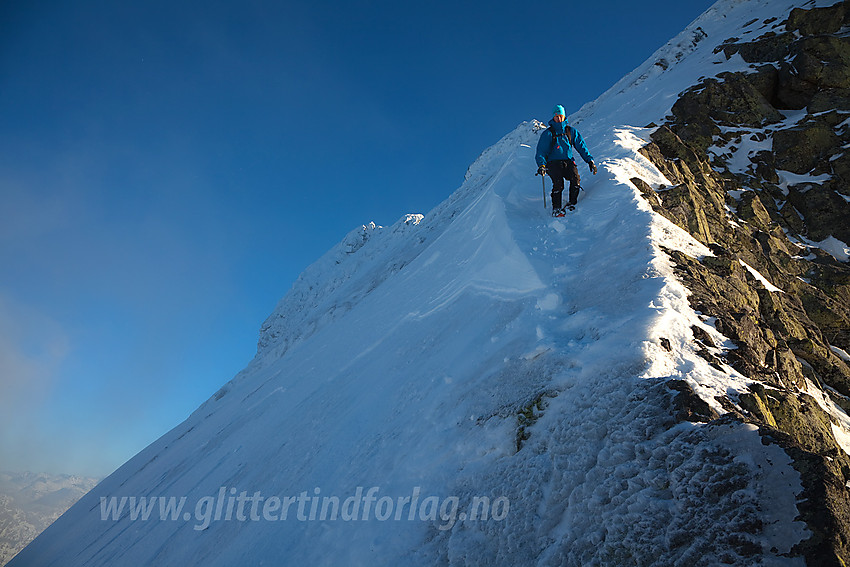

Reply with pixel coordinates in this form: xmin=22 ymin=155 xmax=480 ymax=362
xmin=0 ymin=471 xmax=99 ymax=566
xmin=10 ymin=0 xmax=850 ymax=565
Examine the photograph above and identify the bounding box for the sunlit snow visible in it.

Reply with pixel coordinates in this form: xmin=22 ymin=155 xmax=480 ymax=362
xmin=15 ymin=0 xmax=849 ymax=565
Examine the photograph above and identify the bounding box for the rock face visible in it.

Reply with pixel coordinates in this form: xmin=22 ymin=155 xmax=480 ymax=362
xmin=635 ymin=3 xmax=850 ymax=566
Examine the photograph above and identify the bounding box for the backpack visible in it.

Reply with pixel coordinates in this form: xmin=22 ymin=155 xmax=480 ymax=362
xmin=549 ymin=125 xmax=574 ymax=153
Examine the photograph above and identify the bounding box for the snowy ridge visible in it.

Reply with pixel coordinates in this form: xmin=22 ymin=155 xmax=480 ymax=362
xmin=256 ymin=213 xmax=424 ymax=362
xmin=11 ymin=121 xmax=809 ymax=565
xmin=572 ymin=0 xmax=838 ymax=131
xmin=11 ymin=0 xmax=838 ymax=565
xmin=255 ymin=123 xmax=552 ymax=366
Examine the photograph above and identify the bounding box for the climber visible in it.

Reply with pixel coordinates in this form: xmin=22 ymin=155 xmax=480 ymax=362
xmin=535 ymin=105 xmax=597 ymax=216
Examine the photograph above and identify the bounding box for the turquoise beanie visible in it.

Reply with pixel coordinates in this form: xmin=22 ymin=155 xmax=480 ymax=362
xmin=552 ymin=105 xmax=565 ymax=116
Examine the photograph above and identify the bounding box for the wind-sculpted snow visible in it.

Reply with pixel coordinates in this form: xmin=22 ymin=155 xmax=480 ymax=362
xmin=255 ymin=213 xmax=425 ymax=362
xmin=12 ymin=0 xmax=835 ymax=565
xmin=256 ymin=122 xmax=545 ymax=365
xmin=10 ymin=117 xmax=809 ymax=566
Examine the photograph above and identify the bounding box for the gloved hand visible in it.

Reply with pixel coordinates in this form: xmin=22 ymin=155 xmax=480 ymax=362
xmin=537 ymin=165 xmax=547 ymax=176
xmin=590 ymin=161 xmax=598 ymax=175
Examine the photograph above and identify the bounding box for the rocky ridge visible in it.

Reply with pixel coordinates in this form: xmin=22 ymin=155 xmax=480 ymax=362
xmin=633 ymin=2 xmax=850 ymax=565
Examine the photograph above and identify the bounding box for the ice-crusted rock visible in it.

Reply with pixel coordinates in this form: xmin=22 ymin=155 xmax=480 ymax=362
xmin=633 ymin=2 xmax=850 ymax=563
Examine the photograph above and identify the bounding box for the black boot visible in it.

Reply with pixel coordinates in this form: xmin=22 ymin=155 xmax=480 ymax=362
xmin=568 ymin=185 xmax=580 ymax=207
xmin=551 ymin=190 xmax=565 ymax=216
xmin=551 ymin=189 xmax=563 ymax=211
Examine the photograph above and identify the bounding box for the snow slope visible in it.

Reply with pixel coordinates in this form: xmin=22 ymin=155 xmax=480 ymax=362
xmin=13 ymin=0 xmax=843 ymax=565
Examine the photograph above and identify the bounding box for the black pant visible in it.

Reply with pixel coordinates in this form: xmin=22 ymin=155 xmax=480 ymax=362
xmin=547 ymin=159 xmax=581 ymax=209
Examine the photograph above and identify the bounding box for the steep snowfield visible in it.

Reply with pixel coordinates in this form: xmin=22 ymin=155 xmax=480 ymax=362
xmin=13 ymin=0 xmax=844 ymax=565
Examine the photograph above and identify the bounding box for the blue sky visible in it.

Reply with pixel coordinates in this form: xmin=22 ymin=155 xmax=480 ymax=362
xmin=0 ymin=0 xmax=715 ymax=477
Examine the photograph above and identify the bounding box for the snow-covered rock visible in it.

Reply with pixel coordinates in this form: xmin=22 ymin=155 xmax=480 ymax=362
xmin=10 ymin=0 xmax=850 ymax=565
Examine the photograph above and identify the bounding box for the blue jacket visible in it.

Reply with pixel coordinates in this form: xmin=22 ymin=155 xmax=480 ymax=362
xmin=535 ymin=118 xmax=593 ymax=167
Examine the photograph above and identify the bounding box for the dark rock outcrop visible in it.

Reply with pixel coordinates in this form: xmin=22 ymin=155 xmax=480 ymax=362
xmin=637 ymin=2 xmax=850 ymax=564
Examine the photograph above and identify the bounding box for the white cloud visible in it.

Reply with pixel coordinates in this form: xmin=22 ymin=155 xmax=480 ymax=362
xmin=0 ymin=291 xmax=70 ymax=471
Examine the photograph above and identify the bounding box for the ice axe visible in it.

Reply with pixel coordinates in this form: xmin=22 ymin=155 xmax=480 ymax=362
xmin=535 ymin=166 xmax=547 ymax=209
